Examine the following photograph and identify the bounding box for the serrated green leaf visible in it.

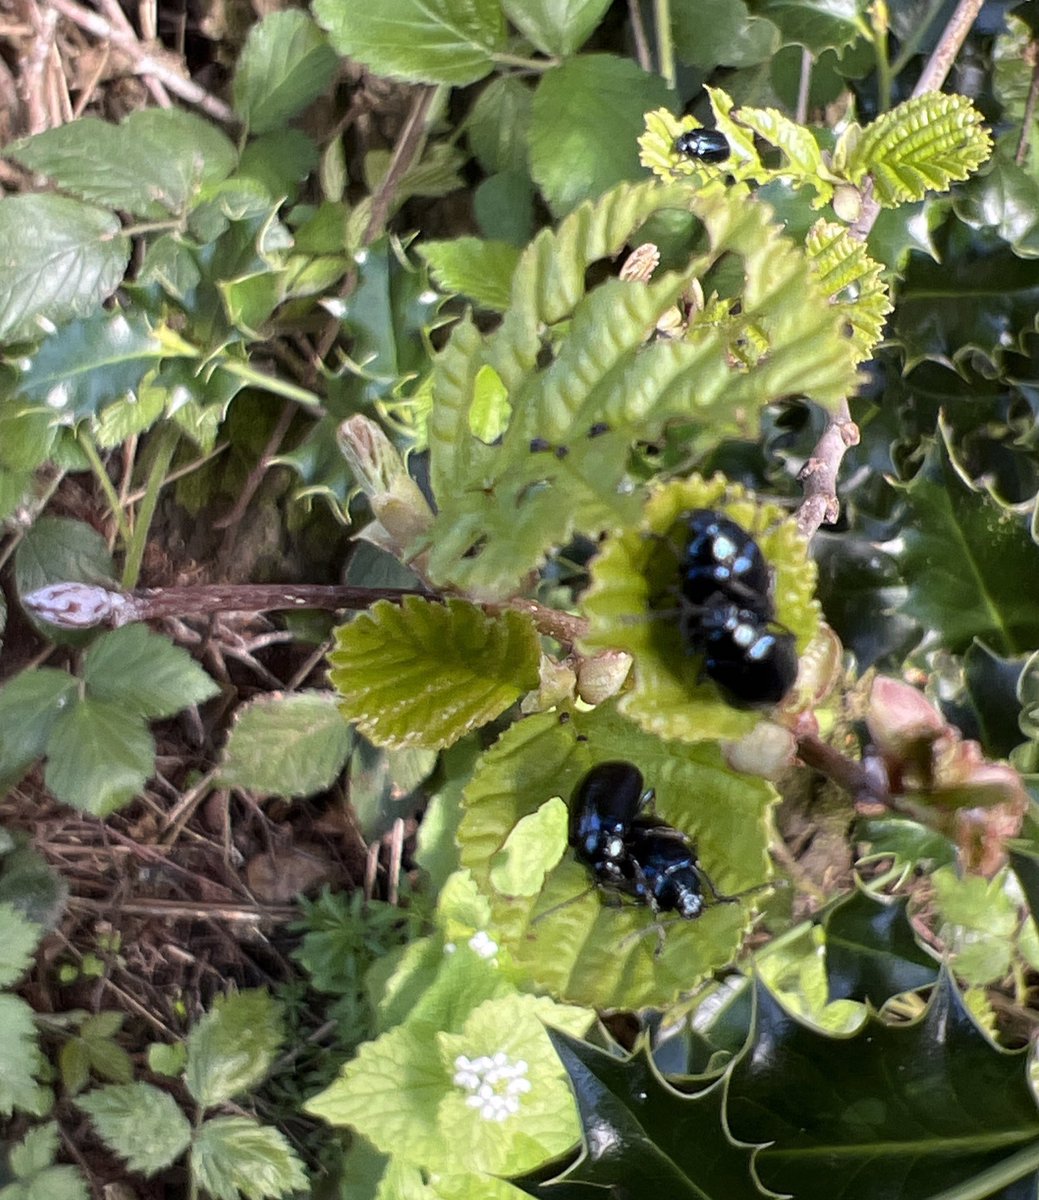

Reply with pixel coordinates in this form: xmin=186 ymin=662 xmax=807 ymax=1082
xmin=0 ymin=669 xmax=79 ymax=789
xmin=824 ymin=890 xmax=937 ymax=1006
xmin=458 ymin=705 xmax=776 ymax=1009
xmin=426 ymin=180 xmax=858 ymax=598
xmin=8 ymin=108 xmax=236 ymax=219
xmin=758 ymin=0 xmax=867 ymax=55
xmin=0 ymin=842 xmax=67 ymax=930
xmin=218 ymin=691 xmax=352 ymax=797
xmin=59 ymin=1040 xmax=91 ymax=1097
xmin=43 ymin=698 xmax=153 ymax=816
xmin=0 ymin=195 xmax=129 ymax=343
xmin=581 ymin=478 xmax=820 ymax=743
xmin=185 ymin=989 xmax=283 ymax=1109
xmin=0 ymin=902 xmax=43 ymax=989
xmin=232 ymin=10 xmax=336 ymax=133
xmin=932 ymin=867 xmax=1018 ymax=985
xmin=4 ymin=1124 xmax=90 ymax=1200
xmin=77 ymin=1082 xmax=191 ymax=1175
xmin=502 ymin=0 xmax=611 ymax=55
xmin=15 ymin=309 xmax=164 ymax=423
xmin=14 ymin=517 xmax=115 ymax=614
xmin=530 ymin=55 xmax=674 ymax=217
xmin=894 ymin=431 xmax=1039 ymax=656
xmin=191 ymin=1117 xmax=307 ymax=1200
xmin=329 ymin=598 xmax=540 ymax=751
xmin=8 ymin=1122 xmax=59 ymax=1178
xmin=844 ymin=92 xmax=992 ymax=207
xmin=0 ymin=993 xmax=48 ymax=1117
xmin=420 ymin=238 xmax=520 ymax=312
xmin=465 ymin=77 xmax=533 ymax=175
xmin=734 ymin=103 xmax=833 ymax=205
xmin=805 ymin=219 xmax=891 ymax=363
xmin=81 ymin=624 xmax=219 ymax=718
xmin=728 ymin=973 xmax=1039 ymax=1200
xmin=512 ymin=1029 xmax=766 ymax=1198
xmin=313 ymin=0 xmax=504 ymax=85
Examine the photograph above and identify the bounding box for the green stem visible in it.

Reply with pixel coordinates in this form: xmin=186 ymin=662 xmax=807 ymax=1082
xmin=490 ymin=52 xmax=556 ymax=71
xmin=78 ymin=431 xmax=133 ymax=549
xmin=653 ymin=0 xmax=675 ymax=89
xmin=121 ymin=423 xmax=179 ymax=591
xmin=215 ymin=359 xmax=322 ymax=408
xmin=872 ymin=11 xmax=893 ymax=112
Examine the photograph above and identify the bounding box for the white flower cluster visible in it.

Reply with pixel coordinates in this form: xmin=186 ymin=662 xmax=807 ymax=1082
xmin=453 ymin=1051 xmax=532 ymax=1121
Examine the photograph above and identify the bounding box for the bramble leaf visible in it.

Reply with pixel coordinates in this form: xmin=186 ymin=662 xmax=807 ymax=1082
xmin=329 ymin=598 xmax=540 ymax=750
xmin=0 ymin=902 xmax=43 ymax=989
xmin=0 ymin=195 xmax=129 ymax=343
xmin=44 ymin=698 xmax=154 ymax=816
xmin=3 ymin=1123 xmax=88 ymax=1200
xmin=757 ymin=0 xmax=866 ymax=55
xmin=82 ymin=624 xmax=219 ymax=717
xmin=420 ymin=237 xmax=521 ymax=311
xmin=581 ymin=477 xmax=820 ymax=743
xmin=191 ymin=1117 xmax=307 ymax=1200
xmin=824 ymin=890 xmax=937 ymax=1006
xmin=185 ymin=989 xmax=283 ymax=1109
xmin=219 ymin=691 xmax=353 ymax=797
xmin=842 ymin=92 xmax=992 ymax=208
xmin=0 ymin=669 xmax=79 ymax=790
xmin=232 ymin=10 xmax=337 ymax=133
xmin=0 ymin=992 xmax=49 ymax=1117
xmin=427 ymin=179 xmax=858 ymax=598
xmin=77 ymin=1082 xmax=192 ymax=1175
xmin=502 ymin=0 xmax=611 ymax=56
xmin=313 ymin=0 xmax=504 ymax=85
xmin=458 ymin=705 xmax=776 ymax=1010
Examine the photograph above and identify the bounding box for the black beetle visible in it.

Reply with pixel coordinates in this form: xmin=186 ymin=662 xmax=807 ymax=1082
xmin=677 ymin=508 xmax=772 ymax=619
xmin=674 ymin=128 xmax=730 ymax=164
xmin=569 ymin=761 xmax=652 ymax=886
xmin=696 ymin=601 xmax=798 ymax=707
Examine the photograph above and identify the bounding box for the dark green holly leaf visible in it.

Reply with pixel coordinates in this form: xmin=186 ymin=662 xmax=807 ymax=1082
xmin=313 ymin=0 xmax=505 ymax=85
xmin=512 ymin=1028 xmax=766 ymax=1199
xmin=955 ymin=158 xmax=1039 ymax=258
xmin=15 ymin=308 xmax=164 ymax=422
xmin=673 ymin=0 xmax=779 ymax=68
xmin=727 ymin=973 xmax=1039 ymax=1200
xmin=824 ymin=890 xmax=937 ymax=1006
xmin=894 ymin=430 xmax=1039 ymax=655
xmin=529 ymin=55 xmax=675 ymax=216
xmin=232 ymin=10 xmax=337 ymax=133
xmin=1010 ymin=845 xmax=1039 ymax=929
xmin=962 ymin=640 xmax=1028 ymax=758
xmin=866 ymin=198 xmax=941 ymax=274
xmin=0 ymin=195 xmax=129 ymax=343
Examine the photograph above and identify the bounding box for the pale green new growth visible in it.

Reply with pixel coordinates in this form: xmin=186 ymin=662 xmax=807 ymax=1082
xmin=840 ymin=92 xmax=993 ymax=207
xmin=329 ymin=598 xmax=541 ymax=750
xmin=806 ymin=220 xmax=892 ymax=364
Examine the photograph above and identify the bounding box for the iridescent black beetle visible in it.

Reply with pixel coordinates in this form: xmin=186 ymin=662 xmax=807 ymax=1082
xmin=674 ymin=128 xmax=730 ymax=164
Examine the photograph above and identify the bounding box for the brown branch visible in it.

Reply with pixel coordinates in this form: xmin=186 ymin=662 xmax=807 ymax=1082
xmin=794 ymin=398 xmax=861 ymax=540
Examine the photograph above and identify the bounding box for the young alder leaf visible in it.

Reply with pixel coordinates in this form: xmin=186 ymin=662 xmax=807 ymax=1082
xmin=8 ymin=108 xmax=236 ymax=219
xmin=458 ymin=705 xmax=776 ymax=1010
xmin=191 ymin=1117 xmax=307 ymax=1200
xmin=0 ymin=992 xmax=49 ymax=1117
xmin=313 ymin=0 xmax=504 ymax=85
xmin=419 ymin=237 xmax=521 ymax=312
xmin=0 ymin=195 xmax=129 ymax=343
xmin=232 ymin=10 xmax=337 ymax=133
xmin=824 ymin=890 xmax=937 ymax=1007
xmin=893 ymin=431 xmax=1039 ymax=656
xmin=0 ymin=669 xmax=78 ymax=789
xmin=185 ymin=989 xmax=283 ymax=1110
xmin=0 ymin=902 xmax=43 ymax=989
xmin=580 ymin=476 xmax=820 ymax=743
xmin=43 ymin=699 xmax=154 ymax=817
xmin=328 ymin=598 xmax=540 ymax=751
xmin=77 ymin=1082 xmax=192 ymax=1176
xmin=529 ymin=55 xmax=675 ymax=217
xmin=805 ymin=219 xmax=892 ymax=363
xmin=734 ymin=103 xmax=833 ymax=206
xmin=501 ymin=0 xmax=611 ymax=55
xmin=727 ymin=973 xmax=1039 ymax=1200
xmin=512 ymin=1029 xmax=766 ymax=1198
xmin=218 ymin=691 xmax=353 ymax=797
xmin=426 ymin=178 xmax=858 ymax=598
xmin=82 ymin=624 xmax=219 ymax=718
xmin=843 ymin=92 xmax=993 ymax=208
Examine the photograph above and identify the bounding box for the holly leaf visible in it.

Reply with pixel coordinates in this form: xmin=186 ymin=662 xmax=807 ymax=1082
xmin=0 ymin=195 xmax=129 ymax=343
xmin=893 ymin=429 xmax=1039 ymax=656
xmin=824 ymin=890 xmax=937 ymax=1006
xmin=219 ymin=691 xmax=352 ymax=798
xmin=328 ymin=598 xmax=540 ymax=751
xmin=77 ymin=1082 xmax=192 ymax=1175
xmin=727 ymin=973 xmax=1039 ymax=1200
